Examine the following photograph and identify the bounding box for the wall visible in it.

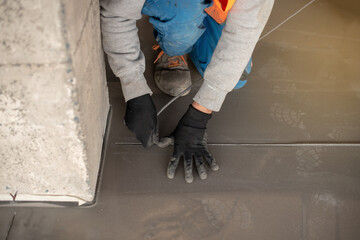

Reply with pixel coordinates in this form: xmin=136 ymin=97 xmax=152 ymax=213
xmin=0 ymin=0 xmax=109 ymax=204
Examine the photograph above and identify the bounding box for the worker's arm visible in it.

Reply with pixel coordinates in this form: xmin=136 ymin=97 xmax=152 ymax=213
xmin=100 ymin=0 xmax=152 ymax=101
xmin=194 ymin=0 xmax=275 ymax=112
xmin=100 ymin=0 xmax=157 ymax=147
xmin=168 ymin=0 xmax=274 ymax=183
xmin=192 ymin=101 xmax=213 ymax=114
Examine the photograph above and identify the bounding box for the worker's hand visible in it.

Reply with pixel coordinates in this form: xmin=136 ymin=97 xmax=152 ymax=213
xmin=167 ymin=105 xmax=219 ymax=183
xmin=125 ymin=94 xmax=158 ymax=148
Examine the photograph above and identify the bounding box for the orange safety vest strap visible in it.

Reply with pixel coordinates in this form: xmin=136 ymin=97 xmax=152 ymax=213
xmin=205 ymin=0 xmax=236 ymax=24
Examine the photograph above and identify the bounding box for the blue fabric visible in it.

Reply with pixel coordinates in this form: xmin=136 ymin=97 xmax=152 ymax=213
xmin=189 ymin=15 xmax=224 ymax=76
xmin=142 ymin=0 xmax=210 ymax=56
xmin=142 ymin=0 xmax=252 ymax=89
xmin=234 ymin=57 xmax=252 ymax=89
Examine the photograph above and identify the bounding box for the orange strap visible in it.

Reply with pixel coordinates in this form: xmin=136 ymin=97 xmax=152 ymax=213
xmin=152 ymin=44 xmax=188 ymax=67
xmin=205 ymin=0 xmax=236 ymax=24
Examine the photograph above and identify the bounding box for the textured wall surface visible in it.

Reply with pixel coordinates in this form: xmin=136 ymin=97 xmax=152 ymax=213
xmin=0 ymin=0 xmax=109 ymax=203
xmin=63 ymin=0 xmax=110 ymax=197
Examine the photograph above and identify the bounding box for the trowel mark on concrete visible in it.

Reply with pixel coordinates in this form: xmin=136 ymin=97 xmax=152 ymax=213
xmin=306 ymin=193 xmax=339 ymax=238
xmin=350 ymin=82 xmax=360 ymax=98
xmin=142 ymin=198 xmax=223 ymax=240
xmin=143 ymin=216 xmax=183 ymax=240
xmin=272 ymin=82 xmax=298 ymax=96
xmin=249 ymin=149 xmax=281 ymax=178
xmin=295 ymin=147 xmax=325 ymax=175
xmin=142 ymin=197 xmax=252 ymax=240
xmin=313 ymin=192 xmax=337 ymax=207
xmin=327 ymin=129 xmax=346 ymax=142
xmin=270 ymin=103 xmax=308 ymax=132
xmin=325 ymin=113 xmax=358 ymax=142
xmin=202 ymin=198 xmax=252 ymax=229
xmin=258 ymin=57 xmax=291 ymax=80
xmin=307 ymin=212 xmax=331 ymax=238
xmin=180 ymin=199 xmax=224 ymax=239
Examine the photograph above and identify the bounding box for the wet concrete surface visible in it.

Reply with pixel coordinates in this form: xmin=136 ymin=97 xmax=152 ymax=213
xmin=1 ymin=0 xmax=360 ymax=239
xmin=1 ymin=140 xmax=360 ymax=239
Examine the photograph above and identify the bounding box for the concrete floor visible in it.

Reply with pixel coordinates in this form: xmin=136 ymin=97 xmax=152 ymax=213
xmin=1 ymin=0 xmax=360 ymax=239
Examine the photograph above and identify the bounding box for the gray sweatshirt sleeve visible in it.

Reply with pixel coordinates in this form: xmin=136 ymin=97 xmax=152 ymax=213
xmin=100 ymin=0 xmax=152 ymax=102
xmin=194 ymin=0 xmax=274 ymax=111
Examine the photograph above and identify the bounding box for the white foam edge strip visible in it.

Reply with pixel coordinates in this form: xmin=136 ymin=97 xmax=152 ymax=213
xmin=0 ymin=194 xmax=87 ymax=206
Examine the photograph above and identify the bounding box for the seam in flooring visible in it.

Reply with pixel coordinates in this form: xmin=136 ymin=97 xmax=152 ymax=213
xmin=4 ymin=212 xmax=16 ymax=240
xmin=114 ymin=142 xmax=360 ymax=147
xmin=302 ymin=194 xmax=308 ymax=240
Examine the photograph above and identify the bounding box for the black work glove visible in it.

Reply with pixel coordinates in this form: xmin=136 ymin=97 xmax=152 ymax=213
xmin=125 ymin=94 xmax=158 ymax=148
xmin=167 ymin=105 xmax=219 ymax=183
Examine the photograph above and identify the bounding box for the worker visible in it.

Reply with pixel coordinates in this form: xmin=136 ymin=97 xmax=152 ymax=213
xmin=100 ymin=0 xmax=274 ymax=183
